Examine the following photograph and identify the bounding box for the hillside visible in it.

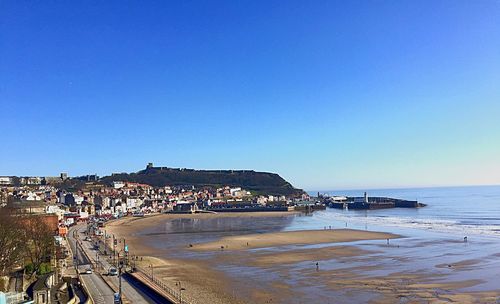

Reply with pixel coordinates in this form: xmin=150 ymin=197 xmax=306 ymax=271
xmin=99 ymin=166 xmax=304 ymax=196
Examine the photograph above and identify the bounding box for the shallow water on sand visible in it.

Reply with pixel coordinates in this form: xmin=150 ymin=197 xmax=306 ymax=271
xmin=135 ymin=186 xmax=500 ymax=303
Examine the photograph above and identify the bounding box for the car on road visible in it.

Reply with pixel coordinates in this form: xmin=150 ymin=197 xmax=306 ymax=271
xmin=84 ymin=268 xmax=92 ymax=274
xmin=114 ymin=292 xmax=121 ymax=304
xmin=84 ymin=237 xmax=92 ymax=241
xmin=108 ymin=267 xmax=118 ymax=276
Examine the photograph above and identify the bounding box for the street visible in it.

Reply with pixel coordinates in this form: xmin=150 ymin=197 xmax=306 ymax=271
xmin=68 ymin=224 xmax=162 ymax=304
xmin=67 ymin=225 xmax=115 ymax=304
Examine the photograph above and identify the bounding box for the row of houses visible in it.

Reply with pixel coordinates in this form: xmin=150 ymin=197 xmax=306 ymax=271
xmin=0 ymin=173 xmax=69 ymax=186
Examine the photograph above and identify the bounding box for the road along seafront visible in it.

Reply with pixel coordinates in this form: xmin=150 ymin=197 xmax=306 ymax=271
xmin=69 ymin=224 xmax=170 ymax=304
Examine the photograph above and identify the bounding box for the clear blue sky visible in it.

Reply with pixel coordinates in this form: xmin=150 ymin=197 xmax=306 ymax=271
xmin=1 ymin=1 xmax=499 ymax=190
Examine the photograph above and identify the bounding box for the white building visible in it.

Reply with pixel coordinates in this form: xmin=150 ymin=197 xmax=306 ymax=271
xmin=0 ymin=177 xmax=12 ymax=185
xmin=20 ymin=177 xmax=42 ymax=185
xmin=46 ymin=205 xmax=65 ymax=220
xmin=113 ymin=181 xmax=125 ymax=189
xmin=126 ymin=197 xmax=143 ymax=210
xmin=102 ymin=196 xmax=111 ymax=209
xmin=164 ymin=186 xmax=173 ymax=194
xmin=73 ymin=194 xmax=84 ymax=205
xmin=26 ymin=192 xmax=41 ymax=201
xmin=230 ymin=187 xmax=242 ymax=196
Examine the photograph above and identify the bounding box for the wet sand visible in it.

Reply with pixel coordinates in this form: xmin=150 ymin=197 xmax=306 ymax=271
xmin=106 ymin=212 xmax=500 ymax=304
xmin=105 ymin=211 xmax=299 ymax=255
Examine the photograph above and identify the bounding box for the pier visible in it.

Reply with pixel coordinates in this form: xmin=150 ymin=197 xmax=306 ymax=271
xmin=327 ymin=192 xmax=426 ymax=210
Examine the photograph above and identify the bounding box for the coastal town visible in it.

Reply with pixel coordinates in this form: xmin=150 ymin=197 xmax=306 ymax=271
xmin=0 ymin=171 xmax=313 ymax=220
xmin=3 ymin=0 xmax=498 ymax=302
xmin=0 ymin=166 xmax=317 ymax=304
xmin=0 ymin=162 xmax=430 ymax=304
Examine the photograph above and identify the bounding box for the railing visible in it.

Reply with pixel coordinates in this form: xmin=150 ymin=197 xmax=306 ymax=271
xmin=94 ymin=228 xmax=193 ymax=304
xmin=135 ymin=266 xmax=193 ymax=304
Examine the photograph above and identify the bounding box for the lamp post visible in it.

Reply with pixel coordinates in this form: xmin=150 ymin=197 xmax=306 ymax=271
xmin=118 ymin=260 xmax=122 ymax=304
xmin=74 ymin=230 xmax=79 ymax=273
xmin=122 ymin=238 xmax=128 ymax=268
xmin=149 ymin=264 xmax=154 ymax=280
xmin=112 ymin=234 xmax=116 ymax=266
xmin=177 ymin=281 xmax=185 ymax=304
xmin=103 ymin=230 xmax=107 ymax=255
xmin=116 ymin=237 xmax=127 ymax=304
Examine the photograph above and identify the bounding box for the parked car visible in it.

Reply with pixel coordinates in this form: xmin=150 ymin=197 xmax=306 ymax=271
xmin=108 ymin=267 xmax=118 ymax=276
xmin=84 ymin=268 xmax=92 ymax=274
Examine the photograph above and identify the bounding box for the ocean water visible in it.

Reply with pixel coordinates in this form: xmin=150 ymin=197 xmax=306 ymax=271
xmin=304 ymin=185 xmax=500 ymax=238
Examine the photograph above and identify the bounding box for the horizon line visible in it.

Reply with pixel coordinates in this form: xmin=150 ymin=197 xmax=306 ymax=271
xmin=307 ymin=183 xmax=500 ymax=193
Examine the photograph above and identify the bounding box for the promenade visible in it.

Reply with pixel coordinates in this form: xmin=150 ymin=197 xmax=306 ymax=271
xmin=68 ymin=224 xmax=163 ymax=304
xmin=92 ymin=222 xmax=188 ymax=304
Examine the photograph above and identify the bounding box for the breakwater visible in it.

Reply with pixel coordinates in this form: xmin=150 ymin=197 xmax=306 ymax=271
xmin=329 ymin=196 xmax=426 ymax=210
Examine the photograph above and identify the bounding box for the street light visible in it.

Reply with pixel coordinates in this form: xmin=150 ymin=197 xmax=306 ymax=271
xmin=112 ymin=234 xmax=116 ymax=266
xmin=118 ymin=252 xmax=124 ymax=304
xmin=113 ymin=236 xmax=128 ymax=268
xmin=73 ymin=230 xmax=79 ymax=272
xmin=116 ymin=238 xmax=128 ymax=304
xmin=176 ymin=281 xmax=186 ymax=304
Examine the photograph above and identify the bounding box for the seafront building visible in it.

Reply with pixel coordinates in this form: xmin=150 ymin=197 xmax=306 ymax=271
xmin=0 ymin=172 xmax=311 ymax=223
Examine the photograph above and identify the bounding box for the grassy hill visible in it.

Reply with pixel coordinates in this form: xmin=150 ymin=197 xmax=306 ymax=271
xmin=100 ymin=167 xmax=303 ymax=196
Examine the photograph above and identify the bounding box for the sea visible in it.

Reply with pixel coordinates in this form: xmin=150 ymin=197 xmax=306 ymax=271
xmin=304 ymin=185 xmax=500 ymax=238
xmin=138 ymin=185 xmax=500 ymax=302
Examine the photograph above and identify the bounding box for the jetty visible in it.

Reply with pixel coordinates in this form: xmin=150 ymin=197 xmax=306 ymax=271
xmin=327 ymin=192 xmax=426 ymax=210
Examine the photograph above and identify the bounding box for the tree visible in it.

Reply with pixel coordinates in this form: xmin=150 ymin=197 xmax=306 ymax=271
xmin=21 ymin=215 xmax=54 ymax=276
xmin=0 ymin=208 xmax=25 ymax=276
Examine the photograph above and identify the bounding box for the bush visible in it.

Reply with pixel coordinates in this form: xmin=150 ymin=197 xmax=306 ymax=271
xmin=38 ymin=263 xmax=52 ymax=275
xmin=24 ymin=262 xmax=52 ymax=275
xmin=24 ymin=263 xmax=34 ymax=275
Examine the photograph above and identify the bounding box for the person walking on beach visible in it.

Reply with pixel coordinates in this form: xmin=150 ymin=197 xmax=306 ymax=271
xmin=316 ymin=262 xmax=319 ymax=271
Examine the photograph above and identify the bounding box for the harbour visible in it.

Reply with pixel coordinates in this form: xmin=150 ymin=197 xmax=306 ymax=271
xmin=326 ymin=192 xmax=426 ymax=210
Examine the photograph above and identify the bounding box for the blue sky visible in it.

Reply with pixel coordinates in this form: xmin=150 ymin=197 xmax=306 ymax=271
xmin=1 ymin=1 xmax=499 ymax=190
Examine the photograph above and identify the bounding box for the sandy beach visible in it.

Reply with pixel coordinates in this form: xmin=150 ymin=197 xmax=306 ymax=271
xmin=105 ymin=211 xmax=301 ymax=255
xmin=105 ymin=212 xmax=500 ymax=304
xmin=191 ymin=229 xmax=399 ymax=251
